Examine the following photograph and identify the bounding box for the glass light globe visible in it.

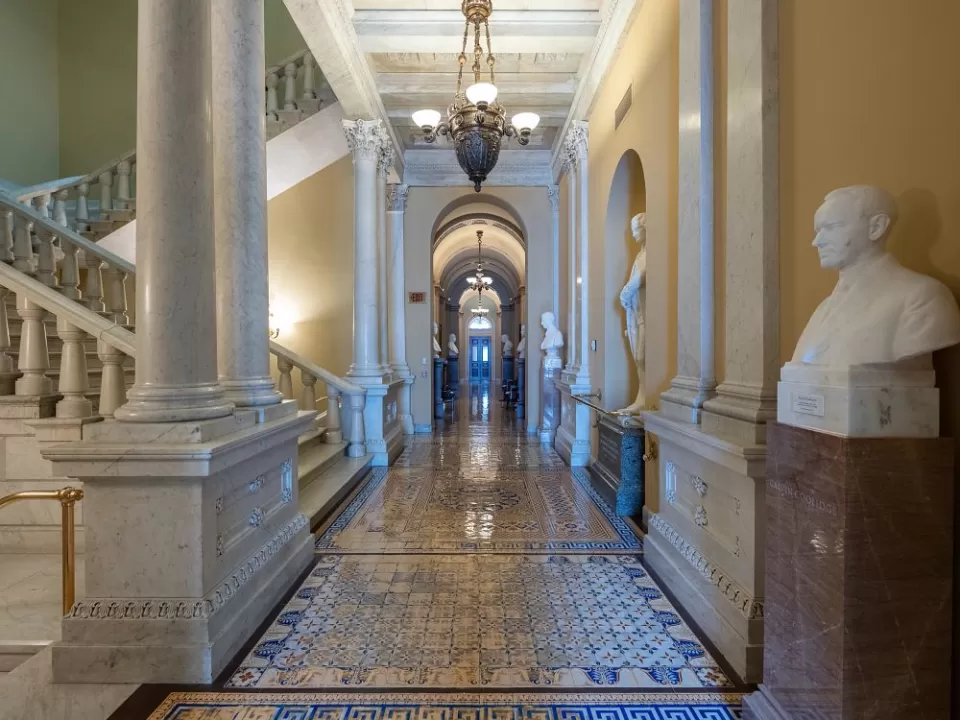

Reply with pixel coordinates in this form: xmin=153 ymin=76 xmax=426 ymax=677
xmin=412 ymin=109 xmax=442 ymax=128
xmin=512 ymin=112 xmax=540 ymax=130
xmin=482 ymin=276 xmax=493 ymax=286
xmin=466 ymin=82 xmax=498 ymax=106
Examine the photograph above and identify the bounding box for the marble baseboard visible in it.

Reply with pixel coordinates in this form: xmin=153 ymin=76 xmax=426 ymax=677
xmin=52 ymin=527 xmax=314 ymax=684
xmin=742 ymin=685 xmax=791 ymax=720
xmin=645 ymin=521 xmax=762 ymax=683
xmin=555 ymin=424 xmax=589 ymax=467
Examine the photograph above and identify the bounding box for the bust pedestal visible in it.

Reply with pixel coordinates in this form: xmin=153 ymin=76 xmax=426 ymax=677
xmin=587 ymin=414 xmax=645 ymax=521
xmin=746 ymin=364 xmax=954 ymax=720
xmin=502 ymin=354 xmax=515 ymax=386
xmin=516 ymin=357 xmax=526 ymax=419
xmin=445 ymin=355 xmax=459 ymax=398
xmin=433 ymin=357 xmax=445 ymax=419
xmin=539 ymin=352 xmax=562 ymax=444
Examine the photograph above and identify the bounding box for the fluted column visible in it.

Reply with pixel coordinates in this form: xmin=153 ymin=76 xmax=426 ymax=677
xmin=387 ymin=183 xmax=414 ymax=434
xmin=571 ymin=121 xmax=591 ymax=383
xmin=211 ymin=0 xmax=282 ymax=408
xmin=115 ymin=0 xmax=231 ymax=422
xmin=376 ymin=140 xmax=393 ymax=377
xmin=343 ymin=119 xmax=385 ymax=383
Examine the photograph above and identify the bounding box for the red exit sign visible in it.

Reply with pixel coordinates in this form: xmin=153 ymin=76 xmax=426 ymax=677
xmin=408 ymin=292 xmax=427 ymax=304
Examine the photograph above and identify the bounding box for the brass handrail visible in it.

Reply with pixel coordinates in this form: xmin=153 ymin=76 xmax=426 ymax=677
xmin=0 ymin=488 xmax=83 ymax=615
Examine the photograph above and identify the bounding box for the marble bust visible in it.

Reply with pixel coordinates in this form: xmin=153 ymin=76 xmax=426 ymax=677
xmin=517 ymin=324 xmax=527 ymax=359
xmin=448 ymin=333 xmax=459 ymax=357
xmin=616 ymin=212 xmax=647 ymax=415
xmin=501 ymin=334 xmax=513 ymax=357
xmin=432 ymin=322 xmax=441 ymax=358
xmin=790 ymin=186 xmax=960 ymax=367
xmin=540 ymin=312 xmax=564 ymax=357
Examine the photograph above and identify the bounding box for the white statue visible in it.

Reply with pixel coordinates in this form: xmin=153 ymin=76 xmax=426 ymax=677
xmin=790 ymin=186 xmax=960 ymax=367
xmin=517 ymin=324 xmax=527 ymax=359
xmin=432 ymin=322 xmax=441 ymax=358
xmin=501 ymin=333 xmax=514 ymax=356
xmin=540 ymin=311 xmax=564 ymax=357
xmin=448 ymin=333 xmax=459 ymax=357
xmin=616 ymin=213 xmax=647 ymax=415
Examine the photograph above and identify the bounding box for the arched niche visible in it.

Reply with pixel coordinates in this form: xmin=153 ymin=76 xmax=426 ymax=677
xmin=603 ymin=150 xmax=647 ymax=411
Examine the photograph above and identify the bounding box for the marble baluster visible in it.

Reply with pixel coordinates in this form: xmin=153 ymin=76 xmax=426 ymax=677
xmin=212 ymin=0 xmax=282 ymax=408
xmin=116 ymin=160 xmax=133 ymax=203
xmin=1 ymin=210 xmax=14 ymax=263
xmin=98 ymin=171 xmax=113 ymax=212
xmin=265 ymin=71 xmax=279 ymax=119
xmin=14 ymin=295 xmax=52 ymax=396
xmin=0 ymin=289 xmax=16 ymax=394
xmin=103 ymin=267 xmax=129 ymax=324
xmin=346 ymin=391 xmax=366 ymax=457
xmin=300 ymin=370 xmax=317 ymax=411
xmin=283 ymin=62 xmax=297 ymax=110
xmin=34 ymin=227 xmax=58 ymax=288
xmin=387 ymin=183 xmax=414 ymax=434
xmin=114 ymin=0 xmax=231 ymax=422
xmin=84 ymin=257 xmax=104 ymax=312
xmin=96 ymin=342 xmax=127 ymax=418
xmin=53 ymin=190 xmax=69 ymax=227
xmin=12 ymin=215 xmax=34 ymax=273
xmin=343 ymin=119 xmax=384 ymax=382
xmin=32 ymin=194 xmax=51 ymax=220
xmin=277 ymin=357 xmax=294 ymax=399
xmin=75 ymin=183 xmax=90 ymax=226
xmin=59 ymin=239 xmax=82 ymax=301
xmin=56 ymin=319 xmax=93 ymax=418
xmin=302 ymin=52 xmax=316 ymax=100
xmin=325 ymin=386 xmax=343 ymax=443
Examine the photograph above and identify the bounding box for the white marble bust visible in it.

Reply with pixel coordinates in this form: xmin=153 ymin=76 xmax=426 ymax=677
xmin=517 ymin=324 xmax=527 ymax=359
xmin=790 ymin=186 xmax=960 ymax=368
xmin=540 ymin=311 xmax=564 ymax=357
xmin=616 ymin=212 xmax=647 ymax=415
xmin=432 ymin=322 xmax=441 ymax=358
xmin=448 ymin=333 xmax=459 ymax=357
xmin=501 ymin=333 xmax=513 ymax=357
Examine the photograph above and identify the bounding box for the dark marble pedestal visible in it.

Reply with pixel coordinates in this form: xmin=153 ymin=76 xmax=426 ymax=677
xmin=445 ymin=356 xmax=459 ymax=397
xmin=516 ymin=358 xmax=526 ymax=419
xmin=433 ymin=358 xmax=444 ymax=418
xmin=502 ymin=355 xmax=515 ymax=386
xmin=587 ymin=415 xmax=644 ymax=522
xmin=744 ymin=422 xmax=954 ymax=720
xmin=539 ymin=353 xmax=562 ymax=444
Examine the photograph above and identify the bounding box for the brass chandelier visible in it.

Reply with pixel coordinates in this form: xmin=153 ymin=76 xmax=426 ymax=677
xmin=412 ymin=0 xmax=540 ymax=192
xmin=467 ymin=230 xmax=493 ymax=298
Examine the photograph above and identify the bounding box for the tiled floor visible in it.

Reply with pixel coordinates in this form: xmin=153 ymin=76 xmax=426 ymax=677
xmin=136 ymin=384 xmax=742 ymax=718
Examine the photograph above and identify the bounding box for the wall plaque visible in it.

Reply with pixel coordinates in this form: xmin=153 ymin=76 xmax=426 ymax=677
xmin=792 ymin=392 xmax=825 ymax=417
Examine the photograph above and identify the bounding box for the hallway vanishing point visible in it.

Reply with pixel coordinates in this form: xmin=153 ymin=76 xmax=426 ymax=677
xmin=125 ymin=385 xmax=745 ymax=719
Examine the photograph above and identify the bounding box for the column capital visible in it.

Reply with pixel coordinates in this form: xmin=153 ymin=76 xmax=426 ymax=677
xmin=569 ymin=120 xmax=589 ymax=160
xmin=547 ymin=184 xmax=560 ymax=211
xmin=387 ymin=184 xmax=409 ymax=212
xmin=342 ymin=118 xmax=386 ymax=162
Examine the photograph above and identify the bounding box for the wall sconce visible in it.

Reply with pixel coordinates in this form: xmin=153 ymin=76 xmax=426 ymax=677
xmin=269 ymin=297 xmax=296 ymax=338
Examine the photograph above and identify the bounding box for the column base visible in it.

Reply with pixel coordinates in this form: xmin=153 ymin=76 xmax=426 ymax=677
xmin=115 ymin=381 xmax=234 ymax=423
xmin=220 ymin=376 xmax=284 ymax=408
xmin=660 ymin=375 xmax=716 ymax=424
xmin=555 ymin=377 xmax=591 ymax=467
xmin=701 ymin=381 xmax=776 ymax=445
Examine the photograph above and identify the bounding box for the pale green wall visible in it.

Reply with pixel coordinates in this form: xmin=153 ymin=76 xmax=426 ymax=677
xmin=0 ymin=0 xmax=60 ymax=185
xmin=265 ymin=0 xmax=305 ymax=67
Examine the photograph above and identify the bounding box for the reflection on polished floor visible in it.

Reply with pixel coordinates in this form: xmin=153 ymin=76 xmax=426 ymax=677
xmin=137 ymin=384 xmax=744 ymax=718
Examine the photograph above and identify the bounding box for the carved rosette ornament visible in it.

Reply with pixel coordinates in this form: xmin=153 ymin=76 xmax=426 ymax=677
xmin=387 ymin=184 xmax=409 ymax=212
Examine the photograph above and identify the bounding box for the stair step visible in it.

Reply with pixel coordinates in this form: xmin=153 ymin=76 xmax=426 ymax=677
xmin=298 ymin=440 xmax=346 ymax=491
xmin=114 ymin=198 xmax=136 ymax=212
xmin=299 ymin=453 xmax=373 ymax=531
xmin=99 ymin=208 xmax=134 ymax=223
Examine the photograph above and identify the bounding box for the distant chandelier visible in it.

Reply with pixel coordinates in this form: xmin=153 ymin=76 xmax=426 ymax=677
xmin=412 ymin=0 xmax=540 ymax=192
xmin=471 ymin=306 xmax=490 ymax=317
xmin=467 ymin=230 xmax=493 ymax=298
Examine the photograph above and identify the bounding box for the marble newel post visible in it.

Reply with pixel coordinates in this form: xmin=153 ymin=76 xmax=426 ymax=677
xmin=211 ymin=0 xmax=282 ymax=407
xmin=43 ymin=0 xmax=314 ymax=685
xmin=387 ymin=183 xmax=415 ymax=434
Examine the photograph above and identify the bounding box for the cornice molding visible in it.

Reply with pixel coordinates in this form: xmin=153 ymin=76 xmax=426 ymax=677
xmin=403 ymin=149 xmax=554 ymax=188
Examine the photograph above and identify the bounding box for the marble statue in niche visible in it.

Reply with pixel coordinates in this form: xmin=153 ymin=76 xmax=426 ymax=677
xmin=791 ymin=185 xmax=960 ymax=367
xmin=432 ymin=322 xmax=441 ymax=358
xmin=616 ymin=212 xmax=647 ymax=415
xmin=448 ymin=333 xmax=459 ymax=357
xmin=540 ymin=312 xmax=564 ymax=357
xmin=517 ymin=324 xmax=527 ymax=359
xmin=502 ymin=334 xmax=514 ymax=357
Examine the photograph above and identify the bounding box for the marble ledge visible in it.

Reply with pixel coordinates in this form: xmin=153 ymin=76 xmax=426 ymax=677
xmin=642 ymin=411 xmax=767 ymax=478
xmin=39 ymin=410 xmax=317 ymax=478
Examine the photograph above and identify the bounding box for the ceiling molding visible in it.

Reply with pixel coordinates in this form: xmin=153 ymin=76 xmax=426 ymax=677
xmin=283 ymin=0 xmax=404 ymax=174
xmin=434 ymin=213 xmax=525 ymax=250
xmin=403 ymin=149 xmax=554 ymax=187
xmin=551 ymin=0 xmax=642 ymax=178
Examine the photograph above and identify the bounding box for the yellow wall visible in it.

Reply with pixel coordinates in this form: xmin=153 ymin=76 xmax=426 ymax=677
xmin=780 ymin=0 xmax=960 ymax=438
xmin=0 ymin=0 xmax=59 ymax=185
xmin=267 ymin=156 xmax=355 ymax=381
xmin=584 ymin=0 xmax=679 ymax=410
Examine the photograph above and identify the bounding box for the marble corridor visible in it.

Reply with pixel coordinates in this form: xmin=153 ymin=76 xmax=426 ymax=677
xmin=116 ymin=385 xmax=746 ymax=719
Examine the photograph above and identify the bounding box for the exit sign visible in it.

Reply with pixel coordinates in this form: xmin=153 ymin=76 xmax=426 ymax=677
xmin=408 ymin=291 xmax=426 ymax=304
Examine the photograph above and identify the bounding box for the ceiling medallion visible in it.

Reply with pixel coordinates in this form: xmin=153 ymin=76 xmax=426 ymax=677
xmin=412 ymin=0 xmax=540 ymax=192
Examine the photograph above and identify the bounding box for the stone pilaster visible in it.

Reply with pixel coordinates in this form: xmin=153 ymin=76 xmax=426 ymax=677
xmin=387 ymin=183 xmax=414 ymax=435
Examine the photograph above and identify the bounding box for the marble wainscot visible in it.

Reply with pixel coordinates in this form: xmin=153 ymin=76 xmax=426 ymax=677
xmin=555 ymin=374 xmax=592 ymax=466
xmin=356 ymin=377 xmax=406 ymax=467
xmin=587 ymin=414 xmax=645 ymax=521
xmin=40 ymin=402 xmax=317 ymax=684
xmin=743 ymin=422 xmax=953 ymax=720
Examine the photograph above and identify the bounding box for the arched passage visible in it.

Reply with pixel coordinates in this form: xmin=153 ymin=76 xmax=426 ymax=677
xmin=602 ymin=150 xmax=647 ymax=411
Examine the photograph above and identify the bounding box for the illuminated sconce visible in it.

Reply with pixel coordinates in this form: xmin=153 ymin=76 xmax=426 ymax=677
xmin=269 ymin=297 xmax=297 ymax=338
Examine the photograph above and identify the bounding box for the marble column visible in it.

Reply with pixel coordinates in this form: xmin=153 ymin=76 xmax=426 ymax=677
xmin=548 ymin=184 xmax=560 ymax=319
xmin=115 ymin=0 xmax=232 ymax=423
xmin=563 ymin=152 xmax=578 ymax=373
xmin=701 ymin=0 xmax=779 ymax=445
xmin=343 ymin=119 xmax=384 ymax=383
xmin=571 ymin=121 xmax=591 ymax=385
xmin=211 ymin=0 xmax=282 ymax=408
xmin=376 ymin=140 xmax=393 ymax=377
xmin=387 ymin=183 xmax=414 ymax=435
xmin=660 ymin=0 xmax=717 ymax=424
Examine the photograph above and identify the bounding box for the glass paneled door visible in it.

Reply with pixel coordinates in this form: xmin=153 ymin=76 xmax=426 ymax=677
xmin=469 ymin=336 xmax=492 ymax=382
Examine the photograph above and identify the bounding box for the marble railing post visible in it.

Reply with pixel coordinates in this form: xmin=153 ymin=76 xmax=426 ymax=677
xmin=299 ymin=370 xmax=317 ymax=411
xmin=116 ymin=160 xmax=133 ymax=203
xmin=302 ymin=52 xmax=317 ymax=100
xmin=376 ymin=143 xmax=392 ymax=377
xmin=83 ymin=257 xmax=105 ymax=312
xmin=56 ymin=319 xmax=93 ymax=419
xmin=53 ymin=190 xmax=69 ymax=226
xmin=563 ymin=150 xmax=578 ymax=372
xmin=277 ymin=357 xmax=294 ymax=399
xmin=98 ymin=171 xmax=113 ymax=212
xmin=33 ymin=227 xmax=58 ymax=288
xmin=115 ymin=0 xmax=231 ymax=422
xmin=283 ymin=62 xmax=298 ymax=111
xmin=343 ymin=119 xmax=385 ymax=383
xmin=1 ymin=211 xmax=14 ymax=263
xmin=103 ymin=267 xmax=129 ymax=324
xmin=0 ymin=289 xmax=15 ymax=394
xmin=212 ymin=0 xmax=282 ymax=408
xmin=75 ymin=183 xmax=90 ymax=224
xmin=548 ymin=184 xmax=560 ymax=319
xmin=325 ymin=386 xmax=343 ymax=443
xmin=59 ymin=240 xmax=82 ymax=301
xmin=387 ymin=183 xmax=414 ymax=434
xmin=12 ymin=216 xmax=33 ymax=274
xmin=97 ymin=342 xmax=127 ymax=418
xmin=660 ymin=0 xmax=717 ymax=424
xmin=265 ymin=71 xmax=279 ymax=119
xmin=346 ymin=392 xmax=367 ymax=457
xmin=14 ymin=296 xmax=52 ymax=396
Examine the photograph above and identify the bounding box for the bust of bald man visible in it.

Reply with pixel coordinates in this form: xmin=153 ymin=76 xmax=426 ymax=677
xmin=791 ymin=185 xmax=960 ymax=367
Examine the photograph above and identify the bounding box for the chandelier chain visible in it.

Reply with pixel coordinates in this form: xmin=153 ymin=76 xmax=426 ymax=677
xmin=472 ymin=20 xmax=484 ymax=84
xmin=484 ymin=20 xmax=496 ymax=85
xmin=456 ymin=19 xmax=469 ymax=94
